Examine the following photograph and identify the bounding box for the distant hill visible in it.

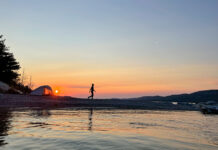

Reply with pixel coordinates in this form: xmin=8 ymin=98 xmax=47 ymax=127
xmin=133 ymin=90 xmax=218 ymax=103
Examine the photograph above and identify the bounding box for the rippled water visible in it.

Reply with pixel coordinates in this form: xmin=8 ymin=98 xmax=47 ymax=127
xmin=0 ymin=108 xmax=217 ymax=150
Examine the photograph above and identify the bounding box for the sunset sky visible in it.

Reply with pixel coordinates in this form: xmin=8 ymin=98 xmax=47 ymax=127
xmin=1 ymin=0 xmax=218 ymax=98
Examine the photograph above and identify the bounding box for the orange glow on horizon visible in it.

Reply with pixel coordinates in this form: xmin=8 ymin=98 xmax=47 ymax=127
xmin=53 ymin=87 xmax=61 ymax=96
xmin=29 ymin=64 xmax=218 ymax=98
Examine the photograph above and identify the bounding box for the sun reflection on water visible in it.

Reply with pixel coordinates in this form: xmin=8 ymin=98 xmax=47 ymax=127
xmin=0 ymin=109 xmax=217 ymax=150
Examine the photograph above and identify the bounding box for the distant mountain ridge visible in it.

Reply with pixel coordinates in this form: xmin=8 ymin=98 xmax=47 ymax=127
xmin=133 ymin=90 xmax=218 ymax=103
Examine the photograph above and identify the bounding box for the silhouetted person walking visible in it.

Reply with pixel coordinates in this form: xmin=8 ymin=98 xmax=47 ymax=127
xmin=88 ymin=83 xmax=95 ymax=99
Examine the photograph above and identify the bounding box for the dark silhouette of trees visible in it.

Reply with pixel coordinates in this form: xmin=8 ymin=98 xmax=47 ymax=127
xmin=10 ymin=82 xmax=32 ymax=94
xmin=0 ymin=35 xmax=32 ymax=94
xmin=0 ymin=35 xmax=20 ymax=85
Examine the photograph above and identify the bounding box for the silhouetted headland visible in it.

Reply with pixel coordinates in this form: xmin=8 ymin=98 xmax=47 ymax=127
xmin=0 ymin=90 xmax=218 ymax=111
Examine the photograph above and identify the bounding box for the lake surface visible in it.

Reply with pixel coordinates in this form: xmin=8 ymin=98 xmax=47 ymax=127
xmin=0 ymin=108 xmax=217 ymax=150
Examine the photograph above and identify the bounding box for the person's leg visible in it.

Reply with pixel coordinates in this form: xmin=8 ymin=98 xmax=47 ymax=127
xmin=91 ymin=92 xmax=94 ymax=99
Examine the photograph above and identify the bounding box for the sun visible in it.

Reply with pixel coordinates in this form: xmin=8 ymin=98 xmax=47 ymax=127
xmin=55 ymin=90 xmax=59 ymax=94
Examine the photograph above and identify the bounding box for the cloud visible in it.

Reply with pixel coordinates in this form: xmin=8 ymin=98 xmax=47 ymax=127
xmin=66 ymin=82 xmax=143 ymax=89
xmin=68 ymin=85 xmax=89 ymax=89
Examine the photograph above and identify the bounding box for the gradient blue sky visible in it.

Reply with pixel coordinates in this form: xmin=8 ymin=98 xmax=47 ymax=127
xmin=1 ymin=0 xmax=218 ymax=98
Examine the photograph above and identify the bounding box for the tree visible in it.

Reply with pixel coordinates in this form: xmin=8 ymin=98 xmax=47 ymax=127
xmin=0 ymin=35 xmax=20 ymax=85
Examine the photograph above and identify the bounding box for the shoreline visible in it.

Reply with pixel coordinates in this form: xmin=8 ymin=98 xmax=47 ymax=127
xmin=0 ymin=94 xmax=198 ymax=111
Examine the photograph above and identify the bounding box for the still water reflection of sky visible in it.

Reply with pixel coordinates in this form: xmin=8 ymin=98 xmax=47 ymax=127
xmin=0 ymin=108 xmax=218 ymax=150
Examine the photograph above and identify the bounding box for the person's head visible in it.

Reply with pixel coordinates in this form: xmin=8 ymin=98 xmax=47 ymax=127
xmin=92 ymin=83 xmax=94 ymax=87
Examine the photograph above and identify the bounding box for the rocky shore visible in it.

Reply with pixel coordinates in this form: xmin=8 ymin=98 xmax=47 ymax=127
xmin=0 ymin=94 xmax=198 ymax=110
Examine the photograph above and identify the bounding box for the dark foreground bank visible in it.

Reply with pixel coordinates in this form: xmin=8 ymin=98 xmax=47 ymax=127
xmin=0 ymin=94 xmax=198 ymax=110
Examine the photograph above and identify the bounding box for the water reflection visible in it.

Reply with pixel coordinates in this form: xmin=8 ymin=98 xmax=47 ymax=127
xmin=30 ymin=109 xmax=51 ymax=118
xmin=0 ymin=109 xmax=12 ymax=146
xmin=88 ymin=108 xmax=93 ymax=131
xmin=0 ymin=109 xmax=217 ymax=150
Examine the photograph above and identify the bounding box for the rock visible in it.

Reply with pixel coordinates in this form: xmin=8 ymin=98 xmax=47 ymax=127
xmin=0 ymin=81 xmax=10 ymax=92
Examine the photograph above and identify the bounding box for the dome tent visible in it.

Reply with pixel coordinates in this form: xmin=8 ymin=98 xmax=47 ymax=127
xmin=30 ymin=85 xmax=53 ymax=96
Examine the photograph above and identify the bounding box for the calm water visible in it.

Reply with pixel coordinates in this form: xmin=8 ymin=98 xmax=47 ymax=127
xmin=0 ymin=108 xmax=217 ymax=150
